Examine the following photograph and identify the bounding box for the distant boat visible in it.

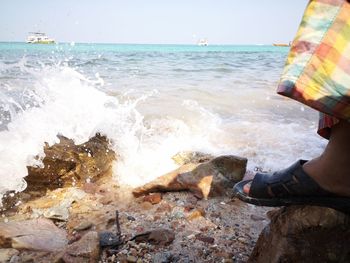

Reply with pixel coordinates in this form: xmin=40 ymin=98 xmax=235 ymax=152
xmin=26 ymin=32 xmax=55 ymax=44
xmin=197 ymin=39 xmax=209 ymax=46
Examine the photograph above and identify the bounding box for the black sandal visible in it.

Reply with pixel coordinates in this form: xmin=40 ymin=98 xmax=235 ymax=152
xmin=233 ymin=160 xmax=350 ymax=213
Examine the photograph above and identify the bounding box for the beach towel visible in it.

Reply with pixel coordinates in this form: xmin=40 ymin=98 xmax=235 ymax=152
xmin=277 ymin=0 xmax=350 ymax=122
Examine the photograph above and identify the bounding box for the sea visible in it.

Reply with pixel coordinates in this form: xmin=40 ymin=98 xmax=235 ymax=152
xmin=0 ymin=42 xmax=326 ymax=196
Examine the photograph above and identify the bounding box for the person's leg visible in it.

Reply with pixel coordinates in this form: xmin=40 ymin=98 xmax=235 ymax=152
xmin=303 ymin=119 xmax=350 ymax=197
xmin=244 ymin=119 xmax=350 ymax=197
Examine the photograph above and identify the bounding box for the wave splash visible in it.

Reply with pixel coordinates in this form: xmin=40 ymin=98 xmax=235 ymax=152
xmin=0 ymin=61 xmax=325 ymax=196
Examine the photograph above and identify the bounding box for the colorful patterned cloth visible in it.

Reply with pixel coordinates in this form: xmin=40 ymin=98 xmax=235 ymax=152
xmin=277 ymin=0 xmax=350 ymax=138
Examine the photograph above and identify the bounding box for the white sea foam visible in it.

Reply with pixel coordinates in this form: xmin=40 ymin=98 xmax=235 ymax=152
xmin=0 ymin=62 xmax=326 ymax=197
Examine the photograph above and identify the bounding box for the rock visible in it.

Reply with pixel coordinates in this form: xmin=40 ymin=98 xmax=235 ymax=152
xmin=249 ymin=206 xmax=350 ymax=263
xmin=131 ymin=229 xmax=175 ymax=246
xmin=172 ymin=151 xmax=215 ymax=165
xmin=133 ymin=155 xmax=247 ymax=199
xmin=195 ymin=233 xmax=215 ymax=244
xmin=74 ymin=221 xmax=93 ymax=231
xmin=25 ymin=133 xmax=115 ymax=191
xmin=63 ymin=231 xmax=100 ymax=263
xmin=1 ymin=134 xmax=115 ymax=212
xmin=186 ymin=208 xmax=206 ymax=221
xmin=143 ymin=193 xmax=162 ymax=205
xmin=0 ymin=218 xmax=67 ymax=252
xmin=0 ymin=248 xmax=19 ymax=262
xmin=126 ymin=255 xmax=138 ymax=262
xmin=153 ymin=251 xmax=174 ymax=263
xmin=99 ymin=231 xmax=121 ymax=247
xmin=29 ymin=188 xmax=86 ymax=221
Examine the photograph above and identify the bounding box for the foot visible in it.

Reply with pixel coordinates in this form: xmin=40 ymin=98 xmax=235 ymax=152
xmin=244 ymin=120 xmax=350 ymax=197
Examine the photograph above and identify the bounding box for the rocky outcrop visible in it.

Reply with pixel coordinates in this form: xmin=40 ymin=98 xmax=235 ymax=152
xmin=1 ymin=133 xmax=115 ymax=211
xmin=249 ymin=206 xmax=350 ymax=263
xmin=26 ymin=133 xmax=115 ymax=191
xmin=133 ymin=155 xmax=247 ymax=199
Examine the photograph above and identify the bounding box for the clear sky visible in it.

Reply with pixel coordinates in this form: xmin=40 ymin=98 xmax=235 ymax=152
xmin=0 ymin=0 xmax=308 ymax=44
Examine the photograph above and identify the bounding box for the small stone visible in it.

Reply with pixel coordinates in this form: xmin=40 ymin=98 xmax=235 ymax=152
xmin=143 ymin=193 xmax=162 ymax=205
xmin=63 ymin=231 xmax=100 ymax=263
xmin=250 ymin=214 xmax=266 ymax=221
xmin=132 ymin=229 xmax=175 ymax=246
xmin=127 ymin=215 xmax=136 ymax=221
xmin=156 ymin=203 xmax=172 ymax=213
xmin=140 ymin=201 xmax=153 ymax=210
xmin=195 ymin=233 xmax=215 ymax=244
xmin=0 ymin=248 xmax=19 ymax=262
xmin=187 ymin=208 xmax=206 ymax=221
xmin=99 ymin=231 xmax=121 ymax=247
xmin=73 ymin=221 xmax=93 ymax=231
xmin=127 ymin=255 xmax=138 ymax=262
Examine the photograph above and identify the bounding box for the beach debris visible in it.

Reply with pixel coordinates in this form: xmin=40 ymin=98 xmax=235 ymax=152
xmin=99 ymin=211 xmax=122 ymax=248
xmin=250 ymin=206 xmax=350 ymax=262
xmin=62 ymin=231 xmax=100 ymax=263
xmin=133 ymin=155 xmax=247 ymax=199
xmin=0 ymin=218 xmax=68 ymax=251
xmin=172 ymin=151 xmax=215 ymax=165
xmin=131 ymin=229 xmax=175 ymax=246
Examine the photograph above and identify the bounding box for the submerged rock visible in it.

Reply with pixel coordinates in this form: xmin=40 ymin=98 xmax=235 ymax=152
xmin=133 ymin=155 xmax=247 ymax=199
xmin=0 ymin=218 xmax=68 ymax=252
xmin=249 ymin=206 xmax=350 ymax=263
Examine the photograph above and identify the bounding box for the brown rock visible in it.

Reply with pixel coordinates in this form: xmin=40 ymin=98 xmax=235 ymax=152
xmin=0 ymin=218 xmax=67 ymax=252
xmin=63 ymin=231 xmax=100 ymax=263
xmin=132 ymin=229 xmax=175 ymax=246
xmin=74 ymin=221 xmax=93 ymax=231
xmin=2 ymin=134 xmax=115 ymax=211
xmin=133 ymin=155 xmax=247 ymax=199
xmin=171 ymin=151 xmax=215 ymax=165
xmin=195 ymin=233 xmax=215 ymax=244
xmin=249 ymin=206 xmax=350 ymax=263
xmin=187 ymin=208 xmax=206 ymax=221
xmin=25 ymin=133 xmax=115 ymax=191
xmin=143 ymin=193 xmax=162 ymax=204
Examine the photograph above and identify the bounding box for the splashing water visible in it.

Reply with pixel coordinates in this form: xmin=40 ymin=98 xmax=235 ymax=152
xmin=0 ymin=43 xmax=326 ymax=196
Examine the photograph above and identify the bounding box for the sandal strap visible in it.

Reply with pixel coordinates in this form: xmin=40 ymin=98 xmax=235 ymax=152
xmin=250 ymin=160 xmax=333 ymax=198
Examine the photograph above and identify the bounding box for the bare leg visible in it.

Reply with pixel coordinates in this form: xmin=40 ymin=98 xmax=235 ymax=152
xmin=244 ymin=120 xmax=350 ymax=197
xmin=303 ymin=120 xmax=350 ymax=197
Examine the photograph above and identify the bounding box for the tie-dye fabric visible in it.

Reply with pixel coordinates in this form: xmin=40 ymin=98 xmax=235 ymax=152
xmin=277 ymin=0 xmax=350 ymax=138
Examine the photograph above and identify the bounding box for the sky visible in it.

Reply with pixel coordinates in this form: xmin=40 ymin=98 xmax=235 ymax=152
xmin=0 ymin=0 xmax=308 ymax=44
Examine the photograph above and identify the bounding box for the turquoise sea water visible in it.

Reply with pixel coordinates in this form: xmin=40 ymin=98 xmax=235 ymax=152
xmin=0 ymin=42 xmax=325 ymax=193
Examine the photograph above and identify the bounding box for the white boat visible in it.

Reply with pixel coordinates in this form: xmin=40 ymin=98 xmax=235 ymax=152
xmin=26 ymin=32 xmax=55 ymax=44
xmin=197 ymin=39 xmax=208 ymax=46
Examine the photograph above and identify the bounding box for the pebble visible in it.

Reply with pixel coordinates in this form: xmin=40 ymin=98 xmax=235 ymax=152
xmin=126 ymin=255 xmax=138 ymax=262
xmin=73 ymin=221 xmax=93 ymax=231
xmin=143 ymin=193 xmax=162 ymax=205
